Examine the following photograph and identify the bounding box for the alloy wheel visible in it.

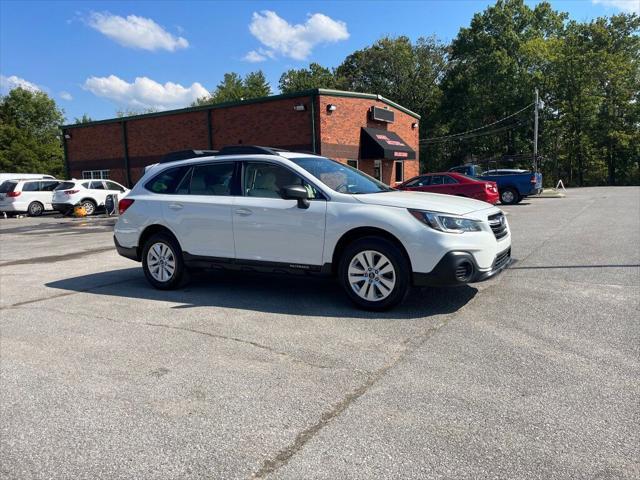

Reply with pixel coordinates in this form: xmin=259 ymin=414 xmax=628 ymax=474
xmin=147 ymin=242 xmax=176 ymax=282
xmin=82 ymin=201 xmax=95 ymax=215
xmin=348 ymin=250 xmax=396 ymax=301
xmin=501 ymin=190 xmax=515 ymax=204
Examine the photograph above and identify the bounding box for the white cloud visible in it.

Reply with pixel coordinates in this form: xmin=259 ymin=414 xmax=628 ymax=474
xmin=592 ymin=0 xmax=640 ymax=14
xmin=244 ymin=50 xmax=268 ymax=63
xmin=247 ymin=10 xmax=349 ymax=61
xmin=0 ymin=74 xmax=42 ymax=93
xmin=83 ymin=75 xmax=209 ymax=110
xmin=87 ymin=12 xmax=189 ymax=51
xmin=59 ymin=91 xmax=73 ymax=101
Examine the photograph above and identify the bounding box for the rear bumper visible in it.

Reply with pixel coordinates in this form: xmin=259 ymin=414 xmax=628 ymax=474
xmin=114 ymin=236 xmax=139 ymax=261
xmin=0 ymin=203 xmax=26 ymax=212
xmin=413 ymin=248 xmax=511 ymax=287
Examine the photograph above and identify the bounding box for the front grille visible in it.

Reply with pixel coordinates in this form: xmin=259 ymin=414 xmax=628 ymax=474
xmin=493 ymin=248 xmax=511 ymax=271
xmin=488 ymin=212 xmax=508 ymax=239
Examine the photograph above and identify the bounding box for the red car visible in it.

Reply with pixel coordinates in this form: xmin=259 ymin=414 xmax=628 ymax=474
xmin=397 ymin=172 xmax=499 ymax=204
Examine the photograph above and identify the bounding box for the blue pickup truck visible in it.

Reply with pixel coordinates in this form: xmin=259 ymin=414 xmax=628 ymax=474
xmin=449 ymin=165 xmax=543 ymax=204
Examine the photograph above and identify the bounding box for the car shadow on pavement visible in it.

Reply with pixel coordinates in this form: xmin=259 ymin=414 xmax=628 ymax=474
xmin=46 ymin=268 xmax=478 ymax=320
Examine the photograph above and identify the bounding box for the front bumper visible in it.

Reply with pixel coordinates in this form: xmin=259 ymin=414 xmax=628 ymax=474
xmin=413 ymin=248 xmax=511 ymax=287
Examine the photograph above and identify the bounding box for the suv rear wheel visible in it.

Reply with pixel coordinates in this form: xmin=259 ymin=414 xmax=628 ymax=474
xmin=339 ymin=237 xmax=410 ymax=310
xmin=27 ymin=201 xmax=44 ymax=217
xmin=142 ymin=233 xmax=187 ymax=289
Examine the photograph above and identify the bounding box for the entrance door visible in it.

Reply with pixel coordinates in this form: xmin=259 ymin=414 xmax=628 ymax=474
xmin=373 ymin=160 xmax=382 ymax=181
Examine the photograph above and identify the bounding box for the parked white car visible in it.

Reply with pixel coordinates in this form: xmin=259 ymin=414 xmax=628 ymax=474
xmin=114 ymin=148 xmax=511 ymax=310
xmin=52 ymin=179 xmax=129 ymax=215
xmin=0 ymin=178 xmax=62 ymax=216
xmin=0 ymin=173 xmax=55 ymax=184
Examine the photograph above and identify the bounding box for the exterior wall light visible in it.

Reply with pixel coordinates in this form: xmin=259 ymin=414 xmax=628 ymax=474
xmin=293 ymin=104 xmax=306 ymax=111
xmin=64 ymin=133 xmax=71 ymax=139
xmin=327 ymin=104 xmax=337 ymax=112
xmin=411 ymin=122 xmax=418 ymax=129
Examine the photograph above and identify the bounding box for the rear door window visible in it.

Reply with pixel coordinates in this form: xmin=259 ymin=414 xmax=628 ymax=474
xmin=22 ymin=182 xmax=39 ymax=192
xmin=443 ymin=175 xmax=458 ymax=184
xmin=145 ymin=166 xmax=191 ymax=194
xmin=189 ymin=163 xmax=235 ymax=196
xmin=89 ymin=181 xmax=105 ymax=190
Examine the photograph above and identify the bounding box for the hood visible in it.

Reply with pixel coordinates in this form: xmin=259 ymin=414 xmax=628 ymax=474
xmin=354 ymin=191 xmax=496 ymax=216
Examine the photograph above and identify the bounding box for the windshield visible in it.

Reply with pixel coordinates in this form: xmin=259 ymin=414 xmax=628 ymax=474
xmin=289 ymin=157 xmax=393 ymax=194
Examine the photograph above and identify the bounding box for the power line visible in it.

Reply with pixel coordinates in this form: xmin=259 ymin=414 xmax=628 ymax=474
xmin=420 ymin=103 xmax=534 ymax=144
xmin=423 ymin=119 xmax=530 ymax=144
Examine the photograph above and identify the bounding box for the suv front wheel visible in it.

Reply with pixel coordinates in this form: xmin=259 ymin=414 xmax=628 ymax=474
xmin=142 ymin=233 xmax=187 ymax=289
xmin=339 ymin=237 xmax=410 ymax=311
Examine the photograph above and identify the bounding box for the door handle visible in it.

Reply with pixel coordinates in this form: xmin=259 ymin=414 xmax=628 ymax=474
xmin=235 ymin=208 xmax=253 ymax=216
xmin=168 ymin=203 xmax=183 ymax=210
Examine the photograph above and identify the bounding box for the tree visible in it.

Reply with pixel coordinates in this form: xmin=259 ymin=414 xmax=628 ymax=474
xmin=244 ymin=71 xmax=271 ymax=98
xmin=437 ymin=0 xmax=567 ymax=170
xmin=116 ymin=107 xmax=159 ymax=117
xmin=279 ymin=63 xmax=339 ymax=93
xmin=335 ymin=35 xmax=449 ymax=170
xmin=193 ymin=71 xmax=272 ymax=106
xmin=0 ymin=87 xmax=65 ymax=176
xmin=74 ymin=114 xmax=93 ymax=124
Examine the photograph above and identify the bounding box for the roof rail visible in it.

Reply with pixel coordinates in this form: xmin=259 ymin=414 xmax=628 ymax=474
xmin=159 ymin=149 xmax=219 ymax=164
xmin=217 ymin=145 xmax=288 ymax=156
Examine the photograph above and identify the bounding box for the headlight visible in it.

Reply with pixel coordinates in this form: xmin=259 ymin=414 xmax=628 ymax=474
xmin=409 ymin=209 xmax=482 ymax=233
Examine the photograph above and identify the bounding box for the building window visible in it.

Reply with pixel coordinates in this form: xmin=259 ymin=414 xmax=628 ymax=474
xmin=394 ymin=161 xmax=404 ymax=183
xmin=346 ymin=159 xmax=358 ymax=170
xmin=82 ymin=170 xmax=110 ymax=180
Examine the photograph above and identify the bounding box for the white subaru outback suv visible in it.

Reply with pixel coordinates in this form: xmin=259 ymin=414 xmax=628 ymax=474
xmin=114 ymin=147 xmax=511 ymax=310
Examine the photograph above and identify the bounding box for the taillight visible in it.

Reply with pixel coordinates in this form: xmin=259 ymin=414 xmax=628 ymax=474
xmin=64 ymin=189 xmax=79 ymax=195
xmin=6 ymin=191 xmax=21 ymax=197
xmin=530 ymin=175 xmax=537 ymax=183
xmin=118 ymin=198 xmax=134 ymax=215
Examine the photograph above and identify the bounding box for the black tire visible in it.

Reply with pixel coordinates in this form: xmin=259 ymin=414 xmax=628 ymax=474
xmin=141 ymin=232 xmax=188 ymax=290
xmin=500 ymin=188 xmax=520 ymax=205
xmin=338 ymin=236 xmax=411 ymax=311
xmin=27 ymin=201 xmax=44 ymax=217
xmin=80 ymin=199 xmax=97 ymax=216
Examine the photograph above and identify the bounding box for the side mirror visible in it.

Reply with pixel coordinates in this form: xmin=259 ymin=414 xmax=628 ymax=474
xmin=281 ymin=184 xmax=310 ymax=209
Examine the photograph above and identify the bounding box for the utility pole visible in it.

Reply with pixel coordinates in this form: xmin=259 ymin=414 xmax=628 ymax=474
xmin=533 ymin=88 xmax=539 ymax=172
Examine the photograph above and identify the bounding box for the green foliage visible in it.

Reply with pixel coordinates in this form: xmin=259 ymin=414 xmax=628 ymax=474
xmin=116 ymin=107 xmax=159 ymax=117
xmin=0 ymin=88 xmax=65 ymax=177
xmin=336 ymin=36 xmax=449 ymax=128
xmin=74 ymin=114 xmax=94 ymax=124
xmin=193 ymin=70 xmax=272 ymax=106
xmin=279 ymin=63 xmax=340 ymax=93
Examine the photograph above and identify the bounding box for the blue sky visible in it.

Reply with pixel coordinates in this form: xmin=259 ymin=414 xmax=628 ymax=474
xmin=1 ymin=0 xmax=637 ymax=122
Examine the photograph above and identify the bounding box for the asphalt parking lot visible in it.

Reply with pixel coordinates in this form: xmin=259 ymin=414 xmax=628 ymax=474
xmin=1 ymin=186 xmax=639 ymax=480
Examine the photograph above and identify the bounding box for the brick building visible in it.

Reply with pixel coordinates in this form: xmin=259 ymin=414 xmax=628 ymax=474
xmin=62 ymin=89 xmax=420 ymax=187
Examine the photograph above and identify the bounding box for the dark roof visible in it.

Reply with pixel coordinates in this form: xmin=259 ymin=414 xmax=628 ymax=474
xmin=360 ymin=127 xmax=416 ymax=160
xmin=61 ymin=89 xmax=420 ymax=130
